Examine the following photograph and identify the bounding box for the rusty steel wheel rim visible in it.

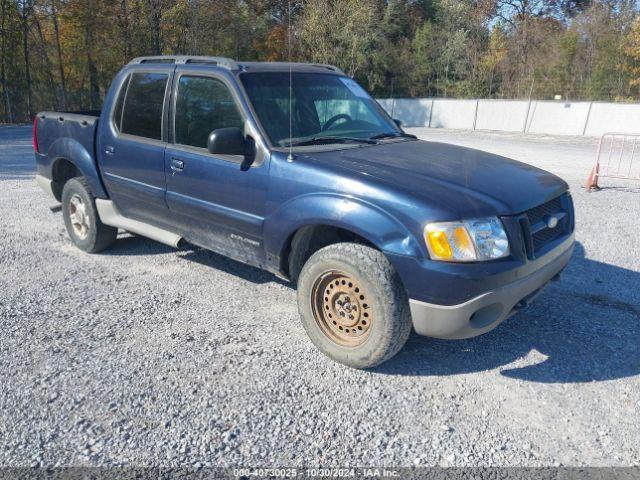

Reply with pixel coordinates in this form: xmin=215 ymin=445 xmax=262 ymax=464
xmin=310 ymin=270 xmax=372 ymax=347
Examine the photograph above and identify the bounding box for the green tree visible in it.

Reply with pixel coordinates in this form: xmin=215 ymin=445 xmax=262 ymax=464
xmin=411 ymin=20 xmax=436 ymax=96
xmin=298 ymin=0 xmax=380 ymax=78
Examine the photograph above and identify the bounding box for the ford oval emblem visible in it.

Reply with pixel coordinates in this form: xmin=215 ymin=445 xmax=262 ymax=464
xmin=545 ymin=215 xmax=559 ymax=229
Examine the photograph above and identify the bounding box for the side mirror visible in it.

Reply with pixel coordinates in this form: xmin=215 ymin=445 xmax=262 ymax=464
xmin=393 ymin=119 xmax=402 ymax=128
xmin=207 ymin=127 xmax=248 ymax=156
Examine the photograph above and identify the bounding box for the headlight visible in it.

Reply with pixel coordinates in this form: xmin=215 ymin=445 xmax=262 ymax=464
xmin=424 ymin=217 xmax=509 ymax=262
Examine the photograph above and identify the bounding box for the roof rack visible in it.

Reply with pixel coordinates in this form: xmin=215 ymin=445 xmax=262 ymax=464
xmin=128 ymin=56 xmax=239 ymax=70
xmin=310 ymin=63 xmax=345 ymax=75
xmin=127 ymin=56 xmax=346 ymax=75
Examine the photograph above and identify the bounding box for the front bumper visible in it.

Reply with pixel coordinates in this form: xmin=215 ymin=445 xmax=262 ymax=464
xmin=409 ymin=235 xmax=574 ymax=339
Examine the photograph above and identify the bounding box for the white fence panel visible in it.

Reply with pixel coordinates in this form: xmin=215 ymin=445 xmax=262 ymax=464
xmin=395 ymin=98 xmax=433 ymax=127
xmin=525 ymin=101 xmax=592 ymax=136
xmin=376 ymin=97 xmax=640 ymax=137
xmin=376 ymin=99 xmax=394 ymax=114
xmin=378 ymin=99 xmax=434 ymax=127
xmin=430 ymin=99 xmax=477 ymax=130
xmin=584 ymin=103 xmax=640 ymax=137
xmin=475 ymin=100 xmax=529 ymax=132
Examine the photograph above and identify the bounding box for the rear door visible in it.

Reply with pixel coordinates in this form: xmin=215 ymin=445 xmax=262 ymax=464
xmin=99 ymin=67 xmax=173 ymax=226
xmin=164 ymin=69 xmax=270 ymax=265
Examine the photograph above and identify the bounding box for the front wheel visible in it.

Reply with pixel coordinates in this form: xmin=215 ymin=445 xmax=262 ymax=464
xmin=296 ymin=243 xmax=412 ymax=368
xmin=61 ymin=177 xmax=117 ymax=253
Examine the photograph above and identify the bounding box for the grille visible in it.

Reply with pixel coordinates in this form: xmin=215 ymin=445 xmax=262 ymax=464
xmin=532 ymin=224 xmax=562 ymax=251
xmin=526 ymin=196 xmax=562 ymax=226
xmin=523 ymin=194 xmax=571 ymax=256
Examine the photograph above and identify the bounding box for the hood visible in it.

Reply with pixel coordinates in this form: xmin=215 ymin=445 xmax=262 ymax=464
xmin=300 ymin=140 xmax=568 ymax=217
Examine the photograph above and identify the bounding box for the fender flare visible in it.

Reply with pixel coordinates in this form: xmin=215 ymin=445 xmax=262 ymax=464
xmin=264 ymin=193 xmax=423 ymax=263
xmin=47 ymin=137 xmax=108 ymax=198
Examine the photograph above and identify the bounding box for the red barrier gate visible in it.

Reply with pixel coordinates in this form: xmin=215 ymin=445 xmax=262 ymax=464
xmin=585 ymin=133 xmax=640 ymax=191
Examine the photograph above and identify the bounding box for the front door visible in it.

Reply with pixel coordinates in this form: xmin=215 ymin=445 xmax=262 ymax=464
xmin=99 ymin=68 xmax=172 ymax=226
xmin=164 ymin=71 xmax=269 ymax=266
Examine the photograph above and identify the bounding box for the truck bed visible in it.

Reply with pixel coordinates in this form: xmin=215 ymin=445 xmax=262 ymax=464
xmin=34 ymin=110 xmax=106 ymax=201
xmin=36 ymin=110 xmax=101 ymax=160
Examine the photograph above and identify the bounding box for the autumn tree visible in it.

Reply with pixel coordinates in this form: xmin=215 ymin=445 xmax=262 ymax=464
xmin=623 ymin=18 xmax=640 ymax=97
xmin=298 ymin=0 xmax=380 ymax=78
xmin=1 ymin=0 xmax=640 ymax=122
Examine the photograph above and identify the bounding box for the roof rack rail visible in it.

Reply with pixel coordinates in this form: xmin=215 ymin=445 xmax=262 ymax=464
xmin=128 ymin=55 xmax=239 ymax=70
xmin=311 ymin=63 xmax=345 ymax=75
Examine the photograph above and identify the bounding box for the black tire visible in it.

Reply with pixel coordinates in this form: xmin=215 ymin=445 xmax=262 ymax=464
xmin=61 ymin=177 xmax=117 ymax=253
xmin=296 ymin=242 xmax=412 ymax=368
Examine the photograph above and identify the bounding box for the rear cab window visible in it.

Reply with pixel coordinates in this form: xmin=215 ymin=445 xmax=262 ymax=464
xmin=112 ymin=72 xmax=169 ymax=141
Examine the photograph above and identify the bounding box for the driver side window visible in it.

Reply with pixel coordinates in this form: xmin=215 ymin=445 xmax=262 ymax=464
xmin=174 ymin=76 xmax=244 ymax=149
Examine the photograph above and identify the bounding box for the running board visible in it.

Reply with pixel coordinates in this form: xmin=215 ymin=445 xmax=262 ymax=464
xmin=95 ymin=199 xmax=183 ymax=248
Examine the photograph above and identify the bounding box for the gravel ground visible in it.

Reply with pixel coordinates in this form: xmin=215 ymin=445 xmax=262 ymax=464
xmin=0 ymin=125 xmax=638 ymax=469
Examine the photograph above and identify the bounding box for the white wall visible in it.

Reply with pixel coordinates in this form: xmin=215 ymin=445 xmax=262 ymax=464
xmin=430 ymin=99 xmax=477 ymax=130
xmin=392 ymin=99 xmax=433 ymax=127
xmin=475 ymin=100 xmax=529 ymax=133
xmin=584 ymin=103 xmax=640 ymax=137
xmin=525 ymin=101 xmax=592 ymax=136
xmin=377 ymin=97 xmax=640 ymax=137
xmin=376 ymin=99 xmax=394 ymax=114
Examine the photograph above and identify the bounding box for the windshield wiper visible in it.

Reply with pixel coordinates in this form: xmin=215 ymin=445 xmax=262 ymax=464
xmin=283 ymin=136 xmax=378 ymax=147
xmin=369 ymin=132 xmax=417 ymax=140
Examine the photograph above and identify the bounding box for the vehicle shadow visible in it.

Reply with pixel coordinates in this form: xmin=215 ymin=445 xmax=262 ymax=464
xmin=106 ymin=233 xmax=285 ymax=286
xmin=178 ymin=248 xmax=283 ymax=286
xmin=107 ymin=234 xmax=639 ymax=383
xmin=593 ymin=185 xmax=640 ymax=194
xmin=375 ymin=242 xmax=640 ymax=383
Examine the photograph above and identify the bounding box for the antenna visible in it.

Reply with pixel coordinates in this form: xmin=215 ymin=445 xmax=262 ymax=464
xmin=287 ymin=0 xmax=294 ymax=162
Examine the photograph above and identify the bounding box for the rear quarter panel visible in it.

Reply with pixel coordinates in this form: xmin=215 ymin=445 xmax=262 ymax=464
xmin=35 ymin=112 xmax=108 ymax=198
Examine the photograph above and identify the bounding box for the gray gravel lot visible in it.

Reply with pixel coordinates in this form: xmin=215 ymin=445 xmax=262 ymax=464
xmin=0 ymin=125 xmax=638 ymax=468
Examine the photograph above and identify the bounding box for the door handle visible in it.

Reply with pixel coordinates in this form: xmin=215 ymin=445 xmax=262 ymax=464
xmin=105 ymin=145 xmax=115 ymax=155
xmin=170 ymin=158 xmax=185 ymax=171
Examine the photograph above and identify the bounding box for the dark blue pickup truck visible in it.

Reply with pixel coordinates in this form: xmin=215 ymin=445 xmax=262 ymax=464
xmin=34 ymin=56 xmax=575 ymax=368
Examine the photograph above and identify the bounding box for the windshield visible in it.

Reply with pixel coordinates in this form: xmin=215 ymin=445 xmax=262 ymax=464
xmin=240 ymin=72 xmax=401 ymax=147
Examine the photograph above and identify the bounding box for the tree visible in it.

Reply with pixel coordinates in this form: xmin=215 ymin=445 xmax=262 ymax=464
xmin=147 ymin=0 xmax=162 ymax=55
xmin=0 ymin=0 xmax=14 ymax=121
xmin=368 ymin=0 xmax=423 ymax=97
xmin=411 ymin=20 xmax=437 ymax=96
xmin=479 ymin=24 xmax=508 ymax=97
xmin=51 ymin=0 xmax=68 ymax=109
xmin=298 ymin=0 xmax=380 ymax=78
xmin=623 ymin=18 xmax=640 ymax=96
xmin=17 ymin=0 xmax=33 ymax=118
xmin=83 ymin=0 xmax=100 ymax=108
xmin=1 ymin=0 xmax=639 ymax=123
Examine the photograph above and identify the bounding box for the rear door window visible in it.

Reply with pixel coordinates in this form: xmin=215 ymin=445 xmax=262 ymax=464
xmin=120 ymin=72 xmax=169 ymax=140
xmin=112 ymin=75 xmax=130 ymax=132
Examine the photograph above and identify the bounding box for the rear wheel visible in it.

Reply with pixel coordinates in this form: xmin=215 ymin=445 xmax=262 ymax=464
xmin=297 ymin=242 xmax=412 ymax=368
xmin=61 ymin=177 xmax=117 ymax=253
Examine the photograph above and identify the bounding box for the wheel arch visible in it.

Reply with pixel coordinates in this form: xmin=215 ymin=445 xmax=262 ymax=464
xmin=47 ymin=137 xmax=108 ymax=200
xmin=282 ymin=224 xmax=376 ymax=282
xmin=50 ymin=157 xmax=79 ymax=201
xmin=265 ymin=194 xmax=423 ymax=281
